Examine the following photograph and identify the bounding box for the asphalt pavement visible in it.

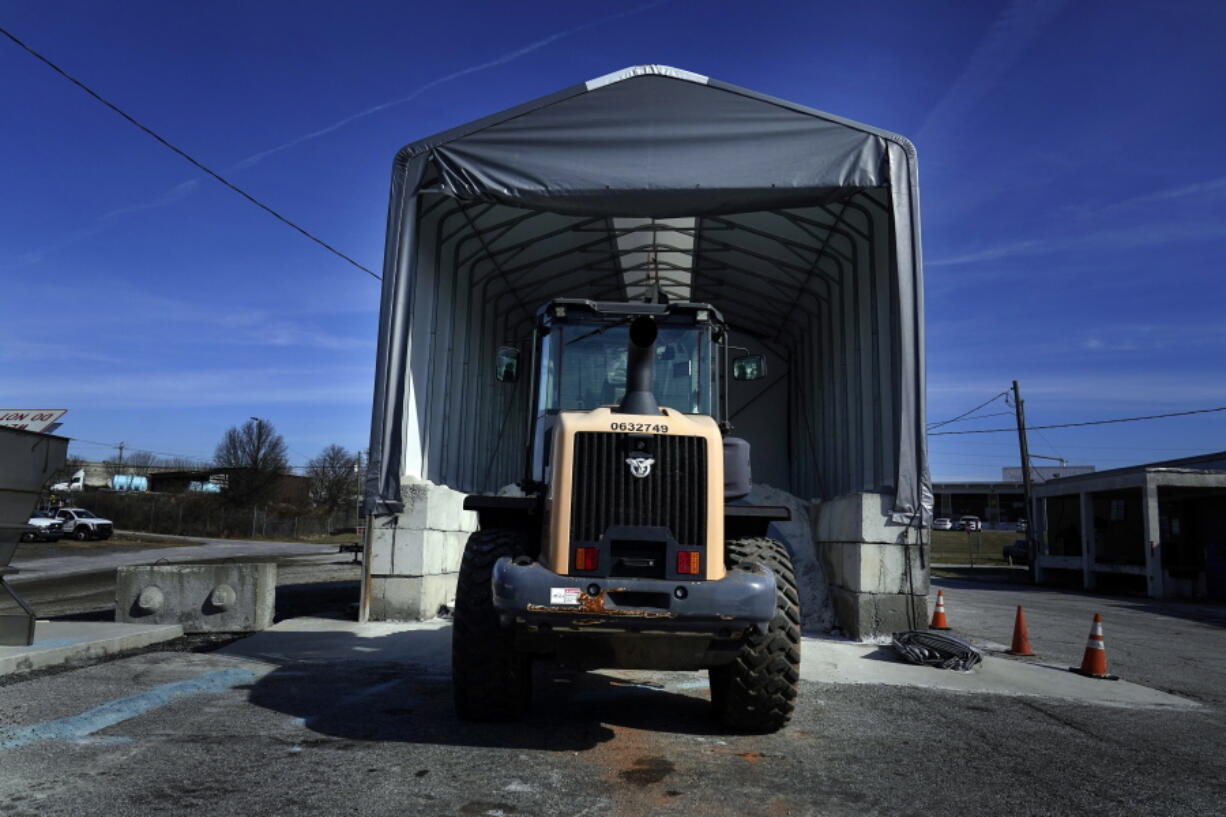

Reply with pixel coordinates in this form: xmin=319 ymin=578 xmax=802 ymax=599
xmin=2 ymin=534 xmax=357 ymax=618
xmin=2 ymin=576 xmax=1225 ymax=816
xmin=930 ymin=575 xmax=1226 ymax=704
xmin=7 ymin=533 xmax=342 ymax=582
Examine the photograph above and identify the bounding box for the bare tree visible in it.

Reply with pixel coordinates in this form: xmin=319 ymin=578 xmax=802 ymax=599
xmin=106 ymin=449 xmax=158 ymax=476
xmin=307 ymin=444 xmax=358 ymax=515
xmin=213 ymin=417 xmax=289 ymax=506
xmin=158 ymin=455 xmax=210 ymax=471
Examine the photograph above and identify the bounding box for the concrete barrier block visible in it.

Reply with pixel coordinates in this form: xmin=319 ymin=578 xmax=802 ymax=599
xmin=400 ymin=478 xmax=472 ymax=531
xmin=437 ymin=492 xmax=460 ymax=532
xmin=442 ymin=531 xmax=467 ymax=573
xmin=399 ymin=481 xmax=434 ymax=530
xmin=427 ymin=530 xmax=468 ymax=575
xmin=829 ymin=586 xmax=928 ymax=640
xmin=368 ymin=574 xmax=456 ymax=621
xmin=392 ymin=529 xmax=428 ymax=576
xmin=423 ymin=530 xmax=445 ymax=575
xmin=116 ymin=563 xmax=275 ymax=633
xmin=816 ymin=492 xmax=919 ymax=545
xmin=369 ymin=526 xmax=395 ymax=575
xmin=825 ymin=542 xmax=929 ymax=597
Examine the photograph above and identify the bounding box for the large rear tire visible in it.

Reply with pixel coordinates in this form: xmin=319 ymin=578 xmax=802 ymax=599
xmin=452 ymin=528 xmax=531 ymax=721
xmin=709 ymin=537 xmax=801 ymax=733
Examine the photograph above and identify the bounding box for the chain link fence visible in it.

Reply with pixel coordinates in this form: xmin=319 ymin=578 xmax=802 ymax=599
xmin=61 ymin=492 xmax=360 ymax=541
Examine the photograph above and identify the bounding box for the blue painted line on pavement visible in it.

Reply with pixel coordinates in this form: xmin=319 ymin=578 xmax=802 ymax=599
xmin=28 ymin=639 xmax=81 ymax=649
xmin=0 ymin=667 xmax=257 ymax=750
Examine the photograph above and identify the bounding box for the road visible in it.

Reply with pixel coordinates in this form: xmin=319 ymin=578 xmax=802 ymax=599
xmin=932 ymin=575 xmax=1226 ymax=704
xmin=2 ymin=534 xmax=359 ymax=619
xmin=2 ymin=575 xmax=1224 ymax=816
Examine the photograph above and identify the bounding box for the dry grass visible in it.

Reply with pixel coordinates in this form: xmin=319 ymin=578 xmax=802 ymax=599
xmin=929 ymin=529 xmax=1019 ymax=565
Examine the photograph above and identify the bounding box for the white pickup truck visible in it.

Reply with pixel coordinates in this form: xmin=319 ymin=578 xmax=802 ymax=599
xmin=53 ymin=508 xmax=114 ymax=541
xmin=22 ymin=511 xmax=64 ymax=542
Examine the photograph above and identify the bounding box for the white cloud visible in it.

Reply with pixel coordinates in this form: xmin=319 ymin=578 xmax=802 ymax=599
xmin=926 ymin=239 xmax=1043 ymax=267
xmin=927 ymin=218 xmax=1226 ymax=268
xmin=928 ymin=372 xmax=1226 ymax=406
xmin=0 ymin=366 xmax=372 ymax=409
xmin=0 ymin=180 xmax=202 ymax=271
xmin=4 ymin=288 xmax=371 ymax=355
xmin=1093 ymin=175 xmax=1226 ymax=215
xmin=0 ymin=339 xmax=127 ymax=364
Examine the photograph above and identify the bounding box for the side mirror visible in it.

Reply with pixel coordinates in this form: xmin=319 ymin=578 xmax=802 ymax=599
xmin=732 ymin=354 xmax=766 ymax=381
xmin=495 ymin=346 xmax=519 ymax=383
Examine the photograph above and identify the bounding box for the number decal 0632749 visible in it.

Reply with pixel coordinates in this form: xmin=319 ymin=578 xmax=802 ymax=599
xmin=610 ymin=422 xmax=669 ymax=433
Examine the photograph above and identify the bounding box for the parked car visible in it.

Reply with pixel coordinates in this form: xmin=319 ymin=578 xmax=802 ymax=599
xmin=957 ymin=515 xmax=982 ymax=531
xmin=54 ymin=507 xmax=114 ymax=541
xmin=21 ymin=510 xmax=63 ymax=542
xmin=932 ymin=517 xmax=953 ymax=531
xmin=1003 ymin=539 xmax=1030 ymax=565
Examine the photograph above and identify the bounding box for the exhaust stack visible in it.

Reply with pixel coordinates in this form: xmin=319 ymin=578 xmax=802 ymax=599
xmin=616 ymin=316 xmax=660 ymax=415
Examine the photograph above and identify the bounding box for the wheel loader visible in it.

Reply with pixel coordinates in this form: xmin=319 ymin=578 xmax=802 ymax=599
xmin=455 ymin=298 xmax=801 ymax=732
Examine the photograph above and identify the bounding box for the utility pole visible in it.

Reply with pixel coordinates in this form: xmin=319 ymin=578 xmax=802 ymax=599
xmin=116 ymin=441 xmax=126 ymax=474
xmin=1011 ymin=381 xmax=1036 ymax=557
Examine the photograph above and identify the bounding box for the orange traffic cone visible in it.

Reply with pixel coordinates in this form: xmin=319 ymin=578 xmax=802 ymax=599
xmin=1069 ymin=613 xmax=1117 ymax=679
xmin=929 ymin=590 xmax=951 ymax=630
xmin=1006 ymin=605 xmax=1036 ymax=656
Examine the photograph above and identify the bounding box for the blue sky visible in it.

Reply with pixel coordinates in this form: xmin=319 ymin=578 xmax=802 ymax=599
xmin=2 ymin=0 xmax=1224 ymax=478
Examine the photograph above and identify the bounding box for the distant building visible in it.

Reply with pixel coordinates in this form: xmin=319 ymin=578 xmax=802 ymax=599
xmin=1001 ymin=465 xmax=1095 ymax=483
xmin=1032 ymin=451 xmax=1226 ymax=601
xmin=932 ymin=481 xmax=1025 ymax=525
xmin=148 ymin=468 xmax=310 ymax=506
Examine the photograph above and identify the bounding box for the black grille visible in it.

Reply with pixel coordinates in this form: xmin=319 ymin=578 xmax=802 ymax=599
xmin=569 ymin=432 xmax=707 ymax=548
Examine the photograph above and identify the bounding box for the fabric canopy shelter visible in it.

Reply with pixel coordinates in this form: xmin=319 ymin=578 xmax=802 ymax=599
xmin=366 ymin=65 xmax=930 ymax=525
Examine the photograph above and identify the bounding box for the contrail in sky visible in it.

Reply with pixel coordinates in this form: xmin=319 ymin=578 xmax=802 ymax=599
xmin=232 ymin=0 xmax=671 ymax=171
xmin=915 ymin=0 xmax=1069 ymax=144
xmin=6 ymin=1 xmax=668 ymax=269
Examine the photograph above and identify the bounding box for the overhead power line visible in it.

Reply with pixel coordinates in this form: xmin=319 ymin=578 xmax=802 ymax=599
xmin=927 ymin=391 xmax=1009 ymax=430
xmin=0 ymin=25 xmax=380 ymax=281
xmin=930 ymin=405 xmax=1226 ymax=436
xmin=67 ymin=436 xmax=323 ymax=472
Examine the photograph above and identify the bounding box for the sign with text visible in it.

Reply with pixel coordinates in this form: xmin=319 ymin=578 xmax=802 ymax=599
xmin=0 ymin=409 xmax=67 ymax=433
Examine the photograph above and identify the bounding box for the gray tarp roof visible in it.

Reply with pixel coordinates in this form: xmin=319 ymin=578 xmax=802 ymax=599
xmin=366 ymin=65 xmax=930 ymax=524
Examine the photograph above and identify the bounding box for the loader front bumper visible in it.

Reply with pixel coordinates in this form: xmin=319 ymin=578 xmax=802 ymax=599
xmin=490 ymin=557 xmax=777 ymax=636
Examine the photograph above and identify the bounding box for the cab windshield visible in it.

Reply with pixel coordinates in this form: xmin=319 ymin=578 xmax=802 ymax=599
xmin=538 ymin=322 xmax=713 ymax=415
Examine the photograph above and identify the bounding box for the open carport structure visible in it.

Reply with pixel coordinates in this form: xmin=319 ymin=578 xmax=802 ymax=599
xmin=1033 ymin=451 xmax=1226 ymax=600
xmin=364 ymin=65 xmax=930 ymax=637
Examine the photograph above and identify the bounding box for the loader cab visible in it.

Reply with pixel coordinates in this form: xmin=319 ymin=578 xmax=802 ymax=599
xmin=525 ymin=299 xmax=726 ymax=484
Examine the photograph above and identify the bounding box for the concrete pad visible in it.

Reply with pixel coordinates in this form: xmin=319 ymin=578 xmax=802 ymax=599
xmin=218 ymin=618 xmax=1196 ymax=711
xmin=218 ymin=615 xmax=451 ymax=673
xmin=0 ymin=620 xmax=183 ymax=677
xmin=799 ymin=636 xmax=1200 ymax=709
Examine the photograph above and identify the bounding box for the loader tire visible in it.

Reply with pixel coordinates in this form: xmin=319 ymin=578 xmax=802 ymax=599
xmin=452 ymin=528 xmax=530 ymax=721
xmin=709 ymin=537 xmax=801 ymax=732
